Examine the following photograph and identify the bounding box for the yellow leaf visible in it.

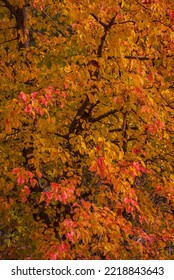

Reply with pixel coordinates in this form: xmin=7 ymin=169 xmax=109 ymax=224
xmin=119 ymin=151 xmax=124 ymax=160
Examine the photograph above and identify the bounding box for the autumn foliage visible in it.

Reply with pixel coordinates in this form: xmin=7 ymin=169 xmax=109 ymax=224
xmin=0 ymin=0 xmax=174 ymax=259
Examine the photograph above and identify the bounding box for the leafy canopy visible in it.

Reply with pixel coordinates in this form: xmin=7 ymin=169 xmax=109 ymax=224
xmin=0 ymin=0 xmax=174 ymax=259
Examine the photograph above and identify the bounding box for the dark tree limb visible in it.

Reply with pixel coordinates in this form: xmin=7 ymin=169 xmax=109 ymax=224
xmin=68 ymin=95 xmax=90 ymax=135
xmin=0 ymin=38 xmax=18 ymax=45
xmin=124 ymin=55 xmax=149 ymax=60
xmin=1 ymin=0 xmax=17 ymax=16
xmin=122 ymin=112 xmax=128 ymax=153
xmin=90 ymin=13 xmax=116 ymax=57
xmin=89 ymin=107 xmax=123 ymax=123
xmin=90 ymin=13 xmax=107 ymax=28
xmin=97 ymin=14 xmax=117 ymax=57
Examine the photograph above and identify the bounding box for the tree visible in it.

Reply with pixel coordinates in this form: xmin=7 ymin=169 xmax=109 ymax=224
xmin=0 ymin=0 xmax=174 ymax=259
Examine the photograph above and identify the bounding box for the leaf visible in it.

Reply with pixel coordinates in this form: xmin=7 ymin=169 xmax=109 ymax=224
xmin=118 ymin=151 xmax=124 ymax=160
xmin=17 ymin=175 xmax=25 ymax=185
xmin=5 ymin=119 xmax=12 ymax=134
xmin=23 ymin=185 xmax=30 ymax=196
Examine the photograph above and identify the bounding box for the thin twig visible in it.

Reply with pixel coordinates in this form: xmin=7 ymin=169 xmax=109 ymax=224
xmin=152 ymin=20 xmax=173 ymax=30
xmin=89 ymin=107 xmax=123 ymax=123
xmin=134 ymin=0 xmax=151 ymax=12
xmin=42 ymin=10 xmax=66 ymax=38
xmin=0 ymin=37 xmax=17 ymax=45
xmin=118 ymin=20 xmax=135 ymax=25
xmin=90 ymin=13 xmax=107 ymax=28
xmin=124 ymin=55 xmax=149 ymax=60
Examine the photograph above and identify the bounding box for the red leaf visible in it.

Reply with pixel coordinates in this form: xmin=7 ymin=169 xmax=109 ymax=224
xmin=97 ymin=157 xmax=104 ymax=168
xmin=17 ymin=175 xmax=25 ymax=185
xmin=124 ymin=197 xmax=130 ymax=203
xmin=45 ymin=93 xmax=51 ymax=100
xmin=62 ymin=191 xmax=68 ymax=204
xmin=20 ymin=192 xmax=27 ymax=203
xmin=126 ymin=205 xmax=133 ymax=213
xmin=66 ymin=229 xmax=75 ymax=242
xmin=40 ymin=98 xmax=48 ymax=107
xmin=155 ymin=184 xmax=161 ymax=192
xmin=148 ymin=72 xmax=153 ymax=82
xmin=139 ymin=215 xmax=143 ymax=225
xmin=18 ymin=91 xmax=27 ymax=103
xmin=51 ymin=182 xmax=59 ymax=192
xmin=31 ymin=92 xmax=38 ymax=99
xmin=24 ymin=104 xmax=33 ymax=114
xmin=45 ymin=192 xmax=52 ymax=205
xmin=133 ymin=148 xmax=140 ymax=154
xmin=50 ymin=253 xmax=57 ymax=260
xmin=64 ymin=82 xmax=69 ymax=89
xmin=12 ymin=168 xmax=20 ymax=175
xmin=58 ymin=242 xmax=69 ymax=254
xmin=169 ymin=10 xmax=174 ymax=19
xmin=117 ymin=13 xmax=123 ymax=20
xmin=36 ymin=170 xmax=42 ymax=178
xmin=23 ymin=185 xmax=30 ymax=196
xmin=36 ymin=107 xmax=43 ymax=115
xmin=96 ymin=145 xmax=100 ymax=151
xmin=134 ymin=86 xmax=141 ymax=94
xmin=27 ymin=171 xmax=34 ymax=179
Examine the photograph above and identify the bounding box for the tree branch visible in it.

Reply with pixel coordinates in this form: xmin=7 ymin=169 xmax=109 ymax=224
xmin=122 ymin=112 xmax=128 ymax=153
xmin=118 ymin=20 xmax=135 ymax=25
xmin=42 ymin=9 xmax=66 ymax=38
xmin=89 ymin=107 xmax=123 ymax=123
xmin=51 ymin=132 xmax=68 ymax=140
xmin=1 ymin=0 xmax=17 ymax=16
xmin=124 ymin=55 xmax=149 ymax=60
xmin=134 ymin=0 xmax=151 ymax=12
xmin=0 ymin=37 xmax=18 ymax=45
xmin=152 ymin=20 xmax=173 ymax=30
xmin=98 ymin=15 xmax=117 ymax=57
xmin=68 ymin=96 xmax=90 ymax=135
xmin=109 ymin=126 xmax=137 ymax=133
xmin=90 ymin=13 xmax=116 ymax=57
xmin=0 ymin=27 xmax=16 ymax=31
xmin=90 ymin=13 xmax=107 ymax=28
